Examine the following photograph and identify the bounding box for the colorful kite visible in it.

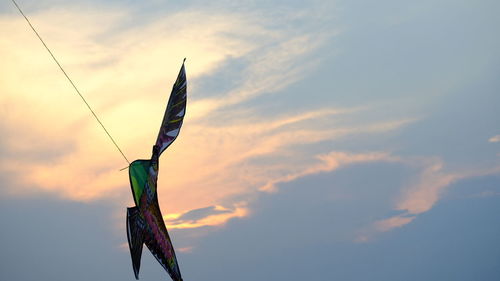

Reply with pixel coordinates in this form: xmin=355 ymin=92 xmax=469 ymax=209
xmin=10 ymin=1 xmax=186 ymax=278
xmin=126 ymin=60 xmax=186 ymax=281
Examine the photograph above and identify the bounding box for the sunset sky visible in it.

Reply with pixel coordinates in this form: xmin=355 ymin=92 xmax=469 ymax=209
xmin=1 ymin=0 xmax=499 ymax=280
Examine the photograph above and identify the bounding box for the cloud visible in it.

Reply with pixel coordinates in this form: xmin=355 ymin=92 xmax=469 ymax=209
xmin=395 ymin=160 xmax=459 ymax=214
xmin=177 ymin=246 xmax=194 ymax=253
xmin=395 ymin=162 xmax=500 ymax=217
xmin=259 ymin=151 xmax=398 ymax=192
xmin=0 ymin=4 xmax=330 ymax=195
xmin=162 ymin=150 xmax=402 ymax=231
xmin=164 ymin=203 xmax=248 ymax=229
xmin=0 ymin=2 xmax=419 ymax=232
xmin=374 ymin=214 xmax=415 ymax=232
xmin=164 ymin=204 xmax=249 ymax=229
xmin=170 ymin=205 xmax=233 ymax=222
xmin=153 ymin=112 xmax=415 ymax=224
xmin=489 ymin=135 xmax=500 ymax=143
xmin=360 ymin=159 xmax=500 ymax=240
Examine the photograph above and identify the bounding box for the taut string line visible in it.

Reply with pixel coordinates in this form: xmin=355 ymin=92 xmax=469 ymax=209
xmin=10 ymin=0 xmax=130 ymax=165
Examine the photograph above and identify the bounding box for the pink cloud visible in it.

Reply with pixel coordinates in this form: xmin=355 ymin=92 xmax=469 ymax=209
xmin=374 ymin=215 xmax=415 ymax=232
xmin=358 ymin=159 xmax=500 ymax=241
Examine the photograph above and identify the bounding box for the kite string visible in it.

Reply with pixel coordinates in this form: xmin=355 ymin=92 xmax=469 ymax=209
xmin=11 ymin=0 xmax=130 ymax=166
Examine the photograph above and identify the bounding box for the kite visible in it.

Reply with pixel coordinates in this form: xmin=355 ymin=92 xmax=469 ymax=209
xmin=10 ymin=1 xmax=186 ymax=279
xmin=126 ymin=60 xmax=187 ymax=281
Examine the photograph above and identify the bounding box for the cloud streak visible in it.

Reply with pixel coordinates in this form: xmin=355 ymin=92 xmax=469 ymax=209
xmin=360 ymin=159 xmax=500 ymax=240
xmin=489 ymin=135 xmax=500 ymax=143
xmin=0 ymin=3 xmax=338 ymax=215
xmin=259 ymin=151 xmax=399 ymax=192
xmin=164 ymin=204 xmax=249 ymax=229
xmin=0 ymin=2 xmax=422 ymax=233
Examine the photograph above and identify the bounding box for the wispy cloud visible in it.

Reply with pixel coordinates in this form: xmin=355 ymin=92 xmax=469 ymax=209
xmin=0 ymin=3 xmax=336 ymax=205
xmin=154 ymin=112 xmax=415 ymax=219
xmin=259 ymin=151 xmax=398 ymax=192
xmin=374 ymin=215 xmax=415 ymax=232
xmin=358 ymin=159 xmax=500 ymax=241
xmin=164 ymin=204 xmax=249 ymax=229
xmin=396 ymin=160 xmax=459 ymax=215
xmin=0 ymin=2 xmax=421 ymax=232
xmin=489 ymin=135 xmax=500 ymax=143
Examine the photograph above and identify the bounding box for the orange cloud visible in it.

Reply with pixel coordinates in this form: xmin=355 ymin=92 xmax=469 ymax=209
xmin=395 ymin=161 xmax=458 ymax=215
xmin=164 ymin=204 xmax=249 ymax=229
xmin=358 ymin=159 xmax=500 ymax=241
xmin=177 ymin=247 xmax=194 ymax=254
xmin=1 ymin=4 xmax=420 ymax=232
xmin=374 ymin=215 xmax=415 ymax=232
xmin=489 ymin=135 xmax=500 ymax=143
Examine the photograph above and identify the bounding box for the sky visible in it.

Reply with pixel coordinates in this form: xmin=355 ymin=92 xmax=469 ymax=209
xmin=0 ymin=0 xmax=499 ymax=280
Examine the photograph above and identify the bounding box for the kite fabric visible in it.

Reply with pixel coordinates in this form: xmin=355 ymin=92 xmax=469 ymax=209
xmin=126 ymin=60 xmax=186 ymax=281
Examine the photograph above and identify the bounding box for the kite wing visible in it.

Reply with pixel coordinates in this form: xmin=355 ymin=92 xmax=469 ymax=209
xmin=126 ymin=207 xmax=145 ymax=279
xmin=143 ymin=199 xmax=183 ymax=281
xmin=155 ymin=60 xmax=187 ymax=155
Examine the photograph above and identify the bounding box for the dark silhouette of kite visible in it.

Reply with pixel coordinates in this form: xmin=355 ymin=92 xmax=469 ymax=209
xmin=126 ymin=60 xmax=186 ymax=281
